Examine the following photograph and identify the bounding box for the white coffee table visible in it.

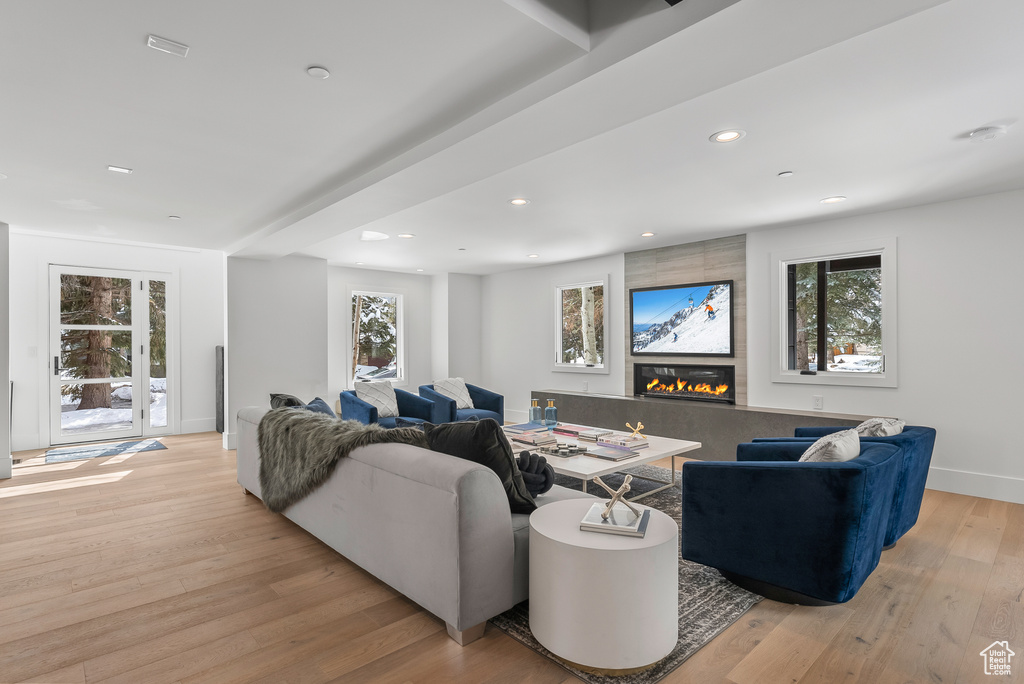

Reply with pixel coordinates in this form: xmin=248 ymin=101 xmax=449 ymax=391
xmin=506 ymin=426 xmax=701 ymax=500
xmin=529 ymin=498 xmax=678 ymax=672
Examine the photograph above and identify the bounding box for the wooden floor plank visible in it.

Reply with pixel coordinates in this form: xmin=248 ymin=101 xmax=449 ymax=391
xmin=0 ymin=432 xmax=1020 ymax=684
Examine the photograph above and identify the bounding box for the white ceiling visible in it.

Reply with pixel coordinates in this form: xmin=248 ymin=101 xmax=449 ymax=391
xmin=2 ymin=0 xmax=1022 ymax=275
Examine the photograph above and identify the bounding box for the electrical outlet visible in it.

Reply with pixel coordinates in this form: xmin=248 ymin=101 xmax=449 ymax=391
xmin=582 ymin=381 xmax=588 ymax=392
xmin=813 ymin=395 xmax=824 ymax=410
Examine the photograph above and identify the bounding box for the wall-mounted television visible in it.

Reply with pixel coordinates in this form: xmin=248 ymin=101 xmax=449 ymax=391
xmin=630 ymin=280 xmax=734 ymax=357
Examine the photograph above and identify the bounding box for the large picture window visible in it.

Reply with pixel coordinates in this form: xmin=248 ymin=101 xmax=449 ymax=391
xmin=771 ymin=238 xmax=897 ymax=387
xmin=351 ymin=291 xmax=403 ymax=383
xmin=554 ymin=277 xmax=609 ymax=374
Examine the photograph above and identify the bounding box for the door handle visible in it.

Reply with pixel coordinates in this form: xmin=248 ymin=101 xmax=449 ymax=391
xmin=53 ymin=356 xmax=66 ymax=376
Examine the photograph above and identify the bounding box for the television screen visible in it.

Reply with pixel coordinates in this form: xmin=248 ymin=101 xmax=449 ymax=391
xmin=630 ymin=280 xmax=734 ymax=356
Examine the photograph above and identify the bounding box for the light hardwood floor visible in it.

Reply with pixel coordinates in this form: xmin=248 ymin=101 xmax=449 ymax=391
xmin=1 ymin=432 xmax=1020 ymax=683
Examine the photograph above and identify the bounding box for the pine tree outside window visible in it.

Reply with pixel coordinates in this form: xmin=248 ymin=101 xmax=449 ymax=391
xmin=554 ymin=276 xmax=610 ymax=374
xmin=351 ymin=291 xmax=403 ymax=384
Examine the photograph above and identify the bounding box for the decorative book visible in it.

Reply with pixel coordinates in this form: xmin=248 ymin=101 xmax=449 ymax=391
xmin=586 ymin=447 xmax=638 ymax=461
xmin=504 ymin=422 xmax=550 ymax=434
xmin=579 ymin=501 xmax=651 ymax=538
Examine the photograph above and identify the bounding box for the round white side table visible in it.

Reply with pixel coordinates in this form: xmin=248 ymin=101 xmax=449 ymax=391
xmin=529 ymin=498 xmax=678 ymax=673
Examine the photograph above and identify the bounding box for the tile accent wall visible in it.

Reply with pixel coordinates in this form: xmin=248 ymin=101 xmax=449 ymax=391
xmin=624 ymin=234 xmax=747 ymax=405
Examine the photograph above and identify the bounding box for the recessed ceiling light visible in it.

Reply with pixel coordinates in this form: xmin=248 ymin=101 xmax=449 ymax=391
xmin=777 ymin=171 xmax=794 ymax=178
xmin=0 ymin=173 xmax=7 ymax=180
xmin=355 ymin=262 xmax=364 ymax=265
xmin=968 ymin=125 xmax=1006 ymax=142
xmin=168 ymin=215 xmax=181 ymax=220
xmin=360 ymin=230 xmax=389 ymax=241
xmin=527 ymin=254 xmax=539 ymax=258
xmin=397 ymin=233 xmax=415 ymax=239
xmin=820 ymin=196 xmax=847 ymax=204
xmin=710 ymin=129 xmax=745 ymax=143
xmin=306 ymin=65 xmax=330 ymax=79
xmin=509 ymin=198 xmax=530 ymax=206
xmin=416 ymin=269 xmax=424 ymax=272
xmin=641 ymin=232 xmax=655 ymax=237
xmin=147 ymin=34 xmax=189 ymax=58
xmin=108 ymin=165 xmax=133 ymax=174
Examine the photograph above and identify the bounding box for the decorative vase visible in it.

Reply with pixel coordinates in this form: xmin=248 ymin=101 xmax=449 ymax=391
xmin=544 ymin=399 xmax=558 ymax=427
xmin=529 ymin=399 xmax=543 ymax=424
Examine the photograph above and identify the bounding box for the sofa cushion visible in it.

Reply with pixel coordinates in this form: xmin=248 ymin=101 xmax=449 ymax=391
xmin=856 ymin=417 xmax=906 ymax=437
xmin=423 ymin=418 xmax=536 ymax=514
xmin=799 ymin=428 xmax=860 ymax=462
xmin=434 ymin=377 xmax=474 ymax=409
xmin=354 ymin=381 xmax=398 ymax=418
xmin=270 ymin=393 xmax=305 ymax=408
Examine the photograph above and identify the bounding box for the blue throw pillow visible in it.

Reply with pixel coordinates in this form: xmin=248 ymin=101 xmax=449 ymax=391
xmin=303 ymin=397 xmax=336 ymax=418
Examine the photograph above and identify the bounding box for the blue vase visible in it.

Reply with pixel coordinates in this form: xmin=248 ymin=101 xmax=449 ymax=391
xmin=544 ymin=399 xmax=557 ymax=427
xmin=529 ymin=399 xmax=543 ymax=424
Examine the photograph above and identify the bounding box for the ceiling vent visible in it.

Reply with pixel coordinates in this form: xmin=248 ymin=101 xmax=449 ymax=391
xmin=147 ymin=35 xmax=189 ymax=58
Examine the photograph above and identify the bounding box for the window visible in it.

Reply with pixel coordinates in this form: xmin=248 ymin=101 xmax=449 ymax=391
xmin=351 ymin=291 xmax=403 ymax=383
xmin=771 ymin=238 xmax=897 ymax=387
xmin=554 ymin=277 xmax=609 ymax=374
xmin=788 ymin=255 xmax=882 ymax=373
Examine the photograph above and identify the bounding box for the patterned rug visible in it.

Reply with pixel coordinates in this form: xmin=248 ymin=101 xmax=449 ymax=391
xmin=488 ymin=464 xmax=762 ymax=684
xmin=44 ymin=438 xmax=167 ymax=463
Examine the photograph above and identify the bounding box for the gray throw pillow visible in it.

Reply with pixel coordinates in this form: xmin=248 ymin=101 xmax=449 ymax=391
xmin=855 ymin=417 xmax=905 ymax=437
xmin=799 ymin=428 xmax=860 ymax=462
xmin=270 ymin=393 xmax=304 ymax=408
xmin=354 ymin=381 xmax=398 ymax=418
xmin=434 ymin=377 xmax=474 ymax=409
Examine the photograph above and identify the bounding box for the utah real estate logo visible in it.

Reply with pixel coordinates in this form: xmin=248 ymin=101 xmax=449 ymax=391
xmin=980 ymin=641 xmax=1015 ymax=676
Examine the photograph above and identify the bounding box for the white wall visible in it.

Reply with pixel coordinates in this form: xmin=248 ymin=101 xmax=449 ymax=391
xmin=226 ymin=255 xmax=328 ymax=447
xmin=0 ymin=223 xmax=10 ymax=478
xmin=327 ymin=267 xmax=434 ymax=401
xmin=481 ymin=253 xmax=625 ymax=423
xmin=747 ymin=189 xmax=1024 ymax=504
xmin=9 ymin=232 xmax=225 ymax=451
xmin=442 ymin=273 xmax=483 ymax=381
xmin=430 ymin=273 xmax=450 ymax=379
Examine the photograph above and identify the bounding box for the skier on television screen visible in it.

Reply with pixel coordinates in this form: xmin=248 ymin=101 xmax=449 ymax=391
xmin=705 ymin=303 xmax=715 ymax=320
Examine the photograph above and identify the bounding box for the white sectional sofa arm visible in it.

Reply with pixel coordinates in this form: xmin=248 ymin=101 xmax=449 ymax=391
xmin=235 ymin=406 xmax=516 ymax=644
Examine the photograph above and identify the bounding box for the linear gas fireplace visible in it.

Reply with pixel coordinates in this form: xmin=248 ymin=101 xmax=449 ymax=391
xmin=634 ymin=363 xmax=736 ymax=404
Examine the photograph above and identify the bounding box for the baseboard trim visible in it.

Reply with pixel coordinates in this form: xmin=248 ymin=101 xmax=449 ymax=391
xmin=180 ymin=418 xmax=216 ymax=434
xmin=223 ymin=431 xmax=237 ymax=450
xmin=505 ymin=409 xmax=528 ymax=424
xmin=926 ymin=466 xmax=1024 ymax=505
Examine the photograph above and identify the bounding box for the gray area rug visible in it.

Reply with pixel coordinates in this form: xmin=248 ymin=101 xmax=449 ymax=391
xmin=488 ymin=463 xmax=762 ymax=684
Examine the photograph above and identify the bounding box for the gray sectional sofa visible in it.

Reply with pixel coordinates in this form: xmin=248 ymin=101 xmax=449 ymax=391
xmin=236 ymin=406 xmax=593 ymax=645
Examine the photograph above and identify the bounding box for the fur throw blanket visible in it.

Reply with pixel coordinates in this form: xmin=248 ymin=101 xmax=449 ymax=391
xmin=257 ymin=408 xmax=427 ymax=512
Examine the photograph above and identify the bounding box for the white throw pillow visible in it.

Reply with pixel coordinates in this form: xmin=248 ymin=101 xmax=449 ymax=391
xmin=434 ymin=377 xmax=474 ymax=409
xmin=799 ymin=428 xmax=860 ymax=463
xmin=855 ymin=417 xmax=906 ymax=437
xmin=354 ymin=381 xmax=398 ymax=418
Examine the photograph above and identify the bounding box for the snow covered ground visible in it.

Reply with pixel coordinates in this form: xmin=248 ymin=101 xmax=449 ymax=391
xmin=61 ymin=379 xmax=167 ymax=434
xmin=633 ymin=286 xmax=732 ymax=354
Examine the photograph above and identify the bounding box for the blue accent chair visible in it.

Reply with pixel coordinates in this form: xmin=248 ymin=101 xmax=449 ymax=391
xmin=681 ymin=441 xmax=903 ymax=605
xmin=753 ymin=426 xmax=936 ymax=548
xmin=418 ymin=384 xmax=504 ymax=424
xmin=338 ymin=388 xmax=435 ymax=428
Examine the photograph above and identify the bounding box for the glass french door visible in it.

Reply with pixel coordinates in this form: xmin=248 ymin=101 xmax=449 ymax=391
xmin=49 ymin=266 xmax=172 ymax=445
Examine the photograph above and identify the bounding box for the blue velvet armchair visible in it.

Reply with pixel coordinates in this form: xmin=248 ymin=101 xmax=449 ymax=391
xmin=681 ymin=441 xmax=903 ymax=605
xmin=338 ymin=387 xmax=435 ymax=428
xmin=418 ymin=384 xmax=504 ymax=425
xmin=753 ymin=426 xmax=936 ymax=548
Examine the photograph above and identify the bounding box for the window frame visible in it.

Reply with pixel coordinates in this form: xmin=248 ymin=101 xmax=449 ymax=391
xmin=349 ymin=288 xmax=406 ymax=389
xmin=552 ymin=275 xmax=610 ymax=375
xmin=770 ymin=237 xmax=898 ymax=388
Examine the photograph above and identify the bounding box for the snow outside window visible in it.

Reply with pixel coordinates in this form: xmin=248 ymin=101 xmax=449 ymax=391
xmin=351 ymin=291 xmax=403 ymax=384
xmin=770 ymin=237 xmax=898 ymax=388
xmin=554 ymin=276 xmax=610 ymax=374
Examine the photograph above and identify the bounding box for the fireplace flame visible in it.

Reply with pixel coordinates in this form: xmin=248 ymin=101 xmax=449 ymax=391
xmin=644 ymin=378 xmax=729 ymax=396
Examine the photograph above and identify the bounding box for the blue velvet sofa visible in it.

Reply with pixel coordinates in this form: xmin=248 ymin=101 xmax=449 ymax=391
xmin=753 ymin=426 xmax=936 ymax=548
xmin=418 ymin=384 xmax=504 ymax=425
xmin=338 ymin=388 xmax=434 ymax=428
xmin=681 ymin=441 xmax=903 ymax=605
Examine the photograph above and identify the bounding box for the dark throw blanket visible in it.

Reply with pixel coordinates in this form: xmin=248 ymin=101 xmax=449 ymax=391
xmin=257 ymin=408 xmax=427 ymax=512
